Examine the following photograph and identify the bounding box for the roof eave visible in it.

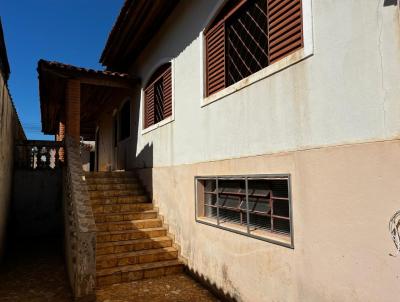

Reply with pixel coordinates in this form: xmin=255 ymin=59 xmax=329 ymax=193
xmin=100 ymin=0 xmax=179 ymax=70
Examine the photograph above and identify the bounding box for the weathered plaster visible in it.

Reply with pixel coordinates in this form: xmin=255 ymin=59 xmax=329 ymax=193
xmin=137 ymin=140 xmax=400 ymax=302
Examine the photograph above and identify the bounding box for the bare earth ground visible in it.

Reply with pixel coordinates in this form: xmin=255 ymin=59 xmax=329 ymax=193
xmin=96 ymin=274 xmax=219 ymax=302
xmin=0 ymin=238 xmax=218 ymax=302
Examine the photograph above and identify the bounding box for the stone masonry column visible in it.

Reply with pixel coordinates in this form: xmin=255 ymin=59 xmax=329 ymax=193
xmin=65 ymin=80 xmax=81 ymax=143
xmin=56 ymin=121 xmax=65 ymax=142
xmin=56 ymin=120 xmax=65 ymax=162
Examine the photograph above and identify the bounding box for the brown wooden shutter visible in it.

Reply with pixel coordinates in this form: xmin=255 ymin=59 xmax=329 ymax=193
xmin=205 ymin=23 xmax=226 ymax=96
xmin=163 ymin=67 xmax=172 ymax=118
xmin=268 ymin=0 xmax=303 ymax=64
xmin=144 ymin=85 xmax=154 ymax=128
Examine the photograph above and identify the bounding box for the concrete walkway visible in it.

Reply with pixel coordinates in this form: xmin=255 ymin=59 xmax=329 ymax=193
xmin=0 ymin=238 xmax=218 ymax=302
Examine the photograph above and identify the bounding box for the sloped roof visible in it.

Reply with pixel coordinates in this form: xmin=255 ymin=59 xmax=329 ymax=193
xmin=38 ymin=59 xmax=135 ymax=137
xmin=38 ymin=60 xmax=130 ymax=79
xmin=100 ymin=0 xmax=179 ymax=71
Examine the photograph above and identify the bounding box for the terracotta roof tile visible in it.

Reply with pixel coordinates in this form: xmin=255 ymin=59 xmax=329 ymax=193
xmin=38 ymin=59 xmax=130 ymax=79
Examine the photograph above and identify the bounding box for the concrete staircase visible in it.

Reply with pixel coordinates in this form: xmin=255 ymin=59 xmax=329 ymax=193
xmin=85 ymin=171 xmax=183 ymax=287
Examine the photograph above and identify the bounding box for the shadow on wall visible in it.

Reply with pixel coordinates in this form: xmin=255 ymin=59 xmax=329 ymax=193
xmin=9 ymin=169 xmax=63 ymax=239
xmin=127 ymin=87 xmax=155 ymax=199
xmin=185 ymin=266 xmax=240 ymax=302
xmin=135 ymin=143 xmax=154 ymax=201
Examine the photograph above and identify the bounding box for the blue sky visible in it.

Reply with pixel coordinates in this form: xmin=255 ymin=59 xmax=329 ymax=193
xmin=1 ymin=0 xmax=124 ymax=140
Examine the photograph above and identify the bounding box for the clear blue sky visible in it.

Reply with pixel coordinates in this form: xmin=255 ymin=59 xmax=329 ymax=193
xmin=1 ymin=0 xmax=124 ymax=140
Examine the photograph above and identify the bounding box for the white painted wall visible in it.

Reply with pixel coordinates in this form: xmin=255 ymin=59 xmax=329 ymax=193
xmin=129 ymin=0 xmax=400 ymax=168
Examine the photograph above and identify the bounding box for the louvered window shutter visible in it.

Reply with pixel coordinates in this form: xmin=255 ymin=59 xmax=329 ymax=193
xmin=144 ymin=85 xmax=154 ymax=128
xmin=163 ymin=67 xmax=172 ymax=118
xmin=204 ymin=0 xmax=304 ymax=97
xmin=205 ymin=23 xmax=226 ymax=97
xmin=268 ymin=0 xmax=303 ymax=64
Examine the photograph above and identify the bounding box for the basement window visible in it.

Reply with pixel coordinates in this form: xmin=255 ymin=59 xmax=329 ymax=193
xmin=195 ymin=175 xmax=293 ymax=247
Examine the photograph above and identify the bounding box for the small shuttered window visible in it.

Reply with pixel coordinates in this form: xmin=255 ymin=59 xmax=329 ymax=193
xmin=205 ymin=0 xmax=303 ymax=96
xmin=144 ymin=63 xmax=172 ymax=129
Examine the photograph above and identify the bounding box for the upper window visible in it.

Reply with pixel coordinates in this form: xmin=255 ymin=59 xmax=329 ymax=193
xmin=205 ymin=0 xmax=303 ymax=96
xmin=143 ymin=63 xmax=172 ymax=129
xmin=119 ymin=100 xmax=131 ymax=141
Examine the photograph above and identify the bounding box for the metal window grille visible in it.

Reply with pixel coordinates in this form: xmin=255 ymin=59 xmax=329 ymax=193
xmin=205 ymin=0 xmax=303 ymax=96
xmin=196 ymin=175 xmax=292 ymax=246
xmin=226 ymin=0 xmax=268 ymax=85
xmin=144 ymin=64 xmax=172 ymax=128
xmin=154 ymin=78 xmax=164 ymax=124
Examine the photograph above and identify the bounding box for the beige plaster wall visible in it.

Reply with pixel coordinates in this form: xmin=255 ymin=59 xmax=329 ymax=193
xmin=137 ymin=140 xmax=400 ymax=302
xmin=0 ymin=72 xmax=25 ymax=259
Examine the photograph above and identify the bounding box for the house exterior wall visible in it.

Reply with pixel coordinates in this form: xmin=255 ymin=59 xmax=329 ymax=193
xmin=0 ymin=67 xmax=25 ymax=260
xmin=130 ymin=0 xmax=400 ymax=168
xmin=97 ymin=1 xmax=400 ymax=301
xmin=139 ymin=139 xmax=400 ymax=302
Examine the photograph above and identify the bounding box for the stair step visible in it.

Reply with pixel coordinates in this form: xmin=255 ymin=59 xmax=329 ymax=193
xmin=94 ymin=210 xmax=158 ymax=223
xmin=96 ymin=259 xmax=183 ymax=286
xmin=89 ymin=189 xmax=144 ymax=199
xmin=85 ymin=177 xmax=139 ymax=185
xmin=97 ymin=227 xmax=167 ymax=243
xmin=90 ymin=195 xmax=148 ymax=206
xmin=96 ymin=247 xmax=178 ymax=269
xmin=87 ymin=183 xmax=141 ymax=191
xmin=92 ymin=203 xmax=153 ymax=214
xmin=96 ymin=218 xmax=163 ymax=232
xmin=97 ymin=236 xmax=173 ymax=255
xmin=85 ymin=171 xmax=137 ymax=178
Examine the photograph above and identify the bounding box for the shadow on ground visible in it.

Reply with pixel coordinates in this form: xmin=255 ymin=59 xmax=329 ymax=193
xmin=0 ymin=237 xmax=219 ymax=302
xmin=0 ymin=237 xmax=72 ymax=302
xmin=96 ymin=273 xmax=220 ymax=302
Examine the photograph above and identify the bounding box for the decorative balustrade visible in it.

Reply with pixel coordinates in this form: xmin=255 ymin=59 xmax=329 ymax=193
xmin=14 ymin=140 xmax=64 ymax=169
xmin=63 ymin=136 xmax=96 ymax=301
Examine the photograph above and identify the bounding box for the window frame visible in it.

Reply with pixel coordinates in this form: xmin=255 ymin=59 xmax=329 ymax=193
xmin=141 ymin=60 xmax=175 ymax=135
xmin=200 ymin=0 xmax=314 ymax=107
xmin=195 ymin=174 xmax=294 ymax=248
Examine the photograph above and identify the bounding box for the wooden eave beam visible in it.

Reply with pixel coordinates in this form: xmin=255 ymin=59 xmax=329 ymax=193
xmin=102 ymin=1 xmax=179 ymax=70
xmin=40 ymin=65 xmax=137 ymax=89
xmin=78 ymin=76 xmax=136 ymax=89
